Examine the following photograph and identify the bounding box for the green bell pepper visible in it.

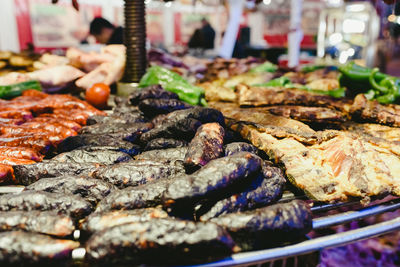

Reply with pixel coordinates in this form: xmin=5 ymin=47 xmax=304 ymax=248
xmin=0 ymin=80 xmax=42 ymax=99
xmin=139 ymin=66 xmax=205 ymax=106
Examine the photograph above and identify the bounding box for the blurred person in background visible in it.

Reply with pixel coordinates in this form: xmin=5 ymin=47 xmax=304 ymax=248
xmin=200 ymin=18 xmax=215 ymax=50
xmin=89 ymin=17 xmax=123 ymax=45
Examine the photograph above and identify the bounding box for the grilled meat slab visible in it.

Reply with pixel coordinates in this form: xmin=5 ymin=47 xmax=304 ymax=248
xmin=237 ymin=84 xmax=352 ymax=112
xmin=0 ymin=191 xmax=92 ymax=219
xmin=350 ymin=94 xmax=400 ymax=127
xmin=79 ymin=122 xmax=153 ymax=135
xmin=86 ymin=113 xmax=147 ymax=126
xmin=0 ymin=231 xmax=79 ymax=265
xmin=263 ymin=105 xmax=348 ymax=124
xmin=85 ymin=218 xmax=236 ymax=264
xmin=231 ymin=121 xmax=400 ymax=203
xmin=0 ymin=211 xmax=74 ymax=237
xmin=81 ymin=208 xmax=169 ymax=233
xmin=129 ymin=84 xmax=179 ymax=105
xmin=138 ymin=98 xmax=192 ymax=117
xmin=13 ymin=162 xmax=101 ymax=185
xmin=24 ymin=176 xmax=115 ymax=205
xmin=199 ymin=161 xmax=285 ymax=220
xmin=135 ymin=147 xmax=188 ymax=161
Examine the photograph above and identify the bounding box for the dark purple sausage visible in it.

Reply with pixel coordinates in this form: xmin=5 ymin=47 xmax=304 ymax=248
xmin=0 ymin=191 xmax=92 ymax=219
xmin=199 ymin=161 xmax=286 ymax=220
xmin=85 ymin=218 xmax=237 ymax=265
xmin=138 ymin=98 xmax=192 ymax=117
xmin=163 ymin=152 xmax=263 ymax=213
xmin=144 ymin=138 xmax=187 ymax=151
xmin=224 ymin=142 xmax=259 ymax=156
xmin=24 ymin=176 xmax=115 ymax=205
xmin=129 ymin=85 xmax=179 ymax=105
xmin=0 ymin=211 xmax=74 ymax=237
xmin=0 ymin=231 xmax=79 ymax=265
xmin=80 ymin=208 xmax=169 ymax=233
xmin=210 ymin=200 xmax=312 ymax=250
xmin=184 ymin=123 xmax=225 ymax=171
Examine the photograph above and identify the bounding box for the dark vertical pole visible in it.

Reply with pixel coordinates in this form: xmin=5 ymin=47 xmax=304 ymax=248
xmin=122 ymin=0 xmax=147 ymax=83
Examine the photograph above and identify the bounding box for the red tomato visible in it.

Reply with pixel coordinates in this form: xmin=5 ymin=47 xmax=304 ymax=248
xmin=85 ymin=83 xmax=110 ymax=109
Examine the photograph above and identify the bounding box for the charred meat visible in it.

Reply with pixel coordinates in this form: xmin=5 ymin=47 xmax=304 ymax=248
xmin=199 ymin=161 xmax=286 ymax=220
xmin=0 ymin=191 xmax=92 ymax=219
xmin=0 ymin=231 xmax=79 ymax=265
xmin=144 ymin=138 xmax=187 ymax=151
xmin=96 ymin=179 xmax=170 ymax=212
xmin=184 ymin=123 xmax=225 ymax=171
xmin=92 ymin=160 xmax=185 ymax=188
xmin=0 ymin=211 xmax=74 ymax=237
xmin=138 ymin=98 xmax=192 ymax=117
xmin=24 ymin=176 xmax=115 ymax=205
xmin=163 ymin=152 xmax=262 ymax=212
xmin=13 ymin=162 xmax=101 ymax=185
xmin=51 ymin=148 xmax=131 ymax=164
xmin=79 ymin=122 xmax=153 ymax=136
xmin=129 ymin=84 xmax=179 ymax=105
xmin=80 ymin=208 xmax=169 ymax=233
xmin=210 ymin=200 xmax=312 ymax=250
xmin=85 ymin=218 xmax=237 ymax=264
xmin=224 ymin=142 xmax=259 ymax=156
xmin=135 ymin=147 xmax=188 ymax=161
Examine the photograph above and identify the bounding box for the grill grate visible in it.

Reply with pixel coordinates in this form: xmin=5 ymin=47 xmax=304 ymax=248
xmin=1 ymin=187 xmax=400 ymax=266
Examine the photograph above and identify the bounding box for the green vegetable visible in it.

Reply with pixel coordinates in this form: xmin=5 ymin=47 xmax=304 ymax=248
xmin=254 ymin=77 xmax=345 ymax=98
xmin=139 ymin=66 xmax=205 ymax=106
xmin=339 ymin=61 xmax=400 ymax=104
xmin=249 ymin=61 xmax=277 ymax=73
xmin=301 ymin=65 xmax=326 ymax=73
xmin=0 ymin=80 xmax=42 ymax=99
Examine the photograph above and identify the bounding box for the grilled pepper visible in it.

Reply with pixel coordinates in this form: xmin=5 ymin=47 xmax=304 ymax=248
xmin=139 ymin=66 xmax=205 ymax=106
xmin=0 ymin=80 xmax=42 ymax=99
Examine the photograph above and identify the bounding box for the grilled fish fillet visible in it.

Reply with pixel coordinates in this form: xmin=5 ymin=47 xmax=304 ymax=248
xmin=230 ymin=122 xmax=400 ymax=203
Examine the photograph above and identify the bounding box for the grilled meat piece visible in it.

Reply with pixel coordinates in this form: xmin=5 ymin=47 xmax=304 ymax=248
xmin=350 ymin=94 xmax=400 ymax=127
xmin=0 ymin=136 xmax=52 ymax=154
xmin=163 ymin=152 xmax=262 ymax=213
xmin=231 ymin=121 xmax=400 ymax=203
xmin=0 ymin=231 xmax=79 ymax=265
xmin=224 ymin=142 xmax=258 ymax=156
xmin=210 ymin=200 xmax=312 ymax=250
xmin=96 ymin=179 xmax=170 ymax=212
xmin=58 ymin=134 xmax=139 ymax=153
xmin=160 ymin=106 xmax=225 ymax=127
xmin=184 ymin=123 xmax=225 ymax=171
xmin=0 ymin=156 xmax=36 ymax=166
xmin=86 ymin=113 xmax=147 ymax=126
xmin=0 ymin=191 xmax=92 ymax=219
xmin=199 ymin=161 xmax=285 ymax=220
xmin=13 ymin=162 xmax=101 ymax=185
xmin=140 ymin=118 xmax=202 ymax=143
xmin=129 ymin=84 xmax=179 ymax=105
xmin=2 ymin=123 xmax=77 ymax=139
xmin=24 ymin=176 xmax=115 ymax=205
xmin=138 ymin=98 xmax=192 ymax=117
xmin=30 ymin=116 xmax=82 ymax=132
xmin=81 ymin=208 xmax=169 ymax=233
xmin=85 ymin=218 xmax=236 ymax=264
xmin=342 ymin=122 xmax=400 ymax=142
xmin=263 ymin=105 xmax=348 ymax=124
xmin=0 ymin=211 xmax=74 ymax=237
xmin=236 ymin=85 xmax=352 ymax=112
xmin=51 ymin=148 xmax=131 ymax=164
xmin=0 ymin=164 xmax=14 ymax=184
xmin=144 ymin=138 xmax=187 ymax=151
xmin=92 ymin=160 xmax=184 ymax=188
xmin=79 ymin=122 xmax=153 ymax=136
xmin=0 ymin=147 xmax=43 ymax=162
xmin=135 ymin=147 xmax=188 ymax=161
